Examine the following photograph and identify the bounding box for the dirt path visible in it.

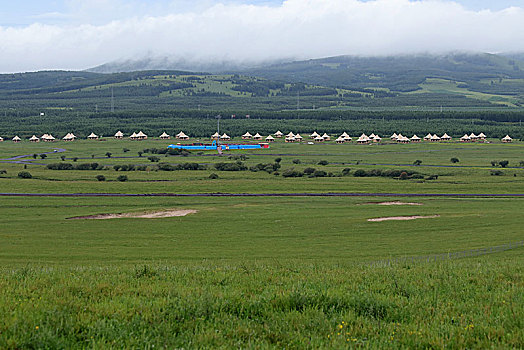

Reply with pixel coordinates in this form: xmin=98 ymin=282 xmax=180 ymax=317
xmin=0 ymin=148 xmax=66 ymax=165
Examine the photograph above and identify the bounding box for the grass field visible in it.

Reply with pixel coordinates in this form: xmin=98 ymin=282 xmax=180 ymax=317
xmin=0 ymin=137 xmax=523 ymax=348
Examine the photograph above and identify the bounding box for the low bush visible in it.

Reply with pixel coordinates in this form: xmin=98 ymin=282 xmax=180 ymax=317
xmin=318 ymin=160 xmax=329 ymax=166
xmin=17 ymin=171 xmax=32 ymax=179
xmin=215 ymin=162 xmax=247 ymax=171
xmin=282 ymin=169 xmax=303 ymax=177
xmin=95 ymin=175 xmax=106 ymax=181
xmin=491 ymin=170 xmax=504 ymax=176
xmin=209 ymin=173 xmax=219 ymax=179
xmin=117 ymin=175 xmax=128 ymax=182
xmin=47 ymin=163 xmax=102 ymax=171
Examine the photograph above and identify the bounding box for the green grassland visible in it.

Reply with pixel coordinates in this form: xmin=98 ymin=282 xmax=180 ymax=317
xmin=1 ymin=138 xmax=523 ymax=348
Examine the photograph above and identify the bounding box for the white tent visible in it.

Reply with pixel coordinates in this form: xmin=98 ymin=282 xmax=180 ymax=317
xmin=322 ymin=133 xmax=331 ymax=141
xmin=242 ymin=132 xmax=252 ymax=139
xmin=335 ymin=137 xmax=346 ymax=143
xmin=211 ymin=132 xmax=220 ymax=139
xmin=265 ymin=135 xmax=275 ymax=142
xmin=285 ymin=136 xmax=296 ymax=143
xmin=441 ymin=133 xmax=451 ymax=140
xmin=391 ymin=133 xmax=398 ymax=140
xmin=294 ymin=134 xmax=303 ymax=140
xmin=253 ymin=133 xmax=262 ymax=140
xmin=87 ymin=132 xmax=98 ymax=140
xmin=357 ymin=134 xmax=370 ymax=144
xmin=501 ymin=135 xmax=512 ymax=143
xmin=130 ymin=132 xmax=138 ymax=139
xmin=114 ymin=131 xmax=124 ymax=139
xmin=460 ymin=134 xmax=471 ymax=142
xmin=178 ymin=132 xmax=189 ymax=140
xmin=314 ymin=135 xmax=325 ymax=142
xmin=136 ymin=131 xmax=147 ymax=140
xmin=12 ymin=136 xmax=21 ymax=142
xmin=424 ymin=133 xmax=432 ymax=141
xmin=430 ymin=134 xmax=441 ymax=142
xmin=411 ymin=135 xmax=421 ymax=142
xmin=220 ymin=133 xmax=230 ymax=140
xmin=310 ymin=131 xmax=319 ymax=139
xmin=286 ymin=132 xmax=295 ymax=138
xmin=373 ymin=135 xmax=381 ymax=142
xmin=159 ymin=132 xmax=170 ymax=139
xmin=0 ymin=136 xmax=3 ymax=142
xmin=274 ymin=131 xmax=283 ymax=138
xmin=29 ymin=135 xmax=40 ymax=142
xmin=478 ymin=132 xmax=486 ymax=140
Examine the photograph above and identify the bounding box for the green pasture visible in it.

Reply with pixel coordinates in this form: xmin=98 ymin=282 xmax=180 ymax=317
xmin=1 ymin=137 xmax=523 ymax=348
xmin=411 ymin=78 xmax=520 ymax=107
xmin=1 ymin=138 xmax=523 ymax=194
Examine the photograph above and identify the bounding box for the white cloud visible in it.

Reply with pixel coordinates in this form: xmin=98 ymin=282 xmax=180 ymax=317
xmin=1 ymin=0 xmax=524 ymax=72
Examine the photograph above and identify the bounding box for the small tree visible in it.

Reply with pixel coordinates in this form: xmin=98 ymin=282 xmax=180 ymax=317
xmin=499 ymin=160 xmax=509 ymax=168
xmin=96 ymin=175 xmax=106 ymax=181
xmin=91 ymin=154 xmax=95 ymax=159
xmin=60 ymin=155 xmax=66 ymax=161
xmin=123 ymin=148 xmax=130 ymax=153
xmin=117 ymin=175 xmax=128 ymax=182
xmin=292 ymin=159 xmax=301 ymax=164
xmin=318 ymin=160 xmax=329 ymax=166
xmin=413 ymin=160 xmax=422 ymax=166
xmin=274 ymin=157 xmax=282 ymax=163
xmin=450 ymin=157 xmax=459 ymax=163
xmin=105 ymin=152 xmax=112 ymax=158
xmin=32 ymin=154 xmax=37 ymax=159
xmin=73 ymin=157 xmax=78 ymax=162
xmin=40 ymin=154 xmax=47 ymax=160
xmin=148 ymin=156 xmax=160 ymax=162
xmin=18 ymin=171 xmax=32 ymax=179
xmin=138 ymin=151 xmax=143 ymax=157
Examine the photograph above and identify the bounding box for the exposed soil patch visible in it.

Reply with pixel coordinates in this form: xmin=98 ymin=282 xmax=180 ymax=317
xmin=360 ymin=201 xmax=423 ymax=206
xmin=67 ymin=209 xmax=197 ymax=220
xmin=368 ymin=215 xmax=440 ymax=222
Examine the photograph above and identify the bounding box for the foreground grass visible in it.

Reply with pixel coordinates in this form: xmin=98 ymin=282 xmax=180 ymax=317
xmin=1 ymin=258 xmax=522 ymax=349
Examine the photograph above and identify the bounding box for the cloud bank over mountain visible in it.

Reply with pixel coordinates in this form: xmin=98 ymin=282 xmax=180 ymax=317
xmin=1 ymin=0 xmax=524 ymax=73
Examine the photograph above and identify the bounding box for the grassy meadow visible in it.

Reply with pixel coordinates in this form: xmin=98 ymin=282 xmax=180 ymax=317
xmin=0 ymin=136 xmax=523 ymax=348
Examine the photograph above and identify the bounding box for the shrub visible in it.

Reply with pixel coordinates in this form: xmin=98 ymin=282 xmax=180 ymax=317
xmin=72 ymin=157 xmax=78 ymax=162
xmin=413 ymin=160 xmax=422 ymax=166
xmin=113 ymin=165 xmax=121 ymax=171
xmin=96 ymin=175 xmax=106 ymax=181
xmin=214 ymin=162 xmax=247 ymax=171
xmin=123 ymin=148 xmax=130 ymax=153
xmin=491 ymin=170 xmax=504 ymax=176
xmin=209 ymin=173 xmax=219 ymax=179
xmin=148 ymin=156 xmax=160 ymax=162
xmin=312 ymin=170 xmax=327 ymax=177
xmin=17 ymin=171 xmax=32 ymax=179
xmin=399 ymin=171 xmax=409 ymax=180
xmin=318 ymin=160 xmax=329 ymax=166
xmin=0 ymin=170 xmax=6 ymax=174
xmin=32 ymin=154 xmax=37 ymax=159
xmin=282 ymin=169 xmax=303 ymax=177
xmin=39 ymin=154 xmax=47 ymax=159
xmin=47 ymin=163 xmax=74 ymax=170
xmin=275 ymin=157 xmax=282 ymax=163
xmin=117 ymin=175 xmax=128 ymax=182
xmin=425 ymin=175 xmax=439 ymax=180
xmin=450 ymin=157 xmax=459 ymax=163
xmin=292 ymin=159 xmax=301 ymax=164
xmin=341 ymin=168 xmax=351 ymax=176
xmin=303 ymin=167 xmax=316 ymax=175
xmin=60 ymin=156 xmax=66 ymax=161
xmin=499 ymin=160 xmax=509 ymax=168
xmin=105 ymin=152 xmax=112 ymax=158
xmin=138 ymin=152 xmax=143 ymax=157
xmin=353 ymin=169 xmax=368 ymax=177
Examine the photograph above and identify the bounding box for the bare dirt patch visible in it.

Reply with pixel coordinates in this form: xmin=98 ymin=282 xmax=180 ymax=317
xmin=67 ymin=209 xmax=197 ymax=220
xmin=359 ymin=201 xmax=423 ymax=206
xmin=368 ymin=215 xmax=440 ymax=222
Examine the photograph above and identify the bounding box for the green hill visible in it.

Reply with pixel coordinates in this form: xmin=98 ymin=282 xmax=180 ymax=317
xmin=1 ymin=53 xmax=524 ymax=111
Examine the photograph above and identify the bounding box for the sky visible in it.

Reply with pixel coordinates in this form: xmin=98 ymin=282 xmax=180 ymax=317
xmin=1 ymin=0 xmax=524 ymax=72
